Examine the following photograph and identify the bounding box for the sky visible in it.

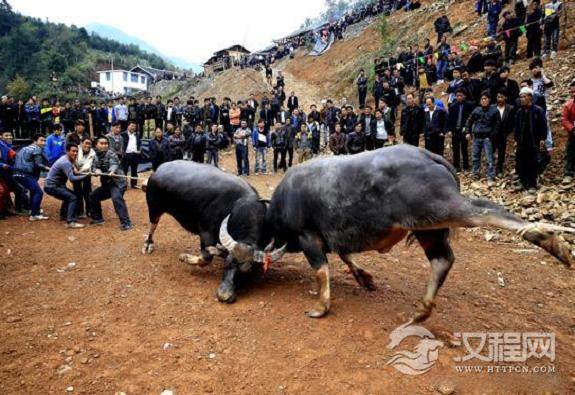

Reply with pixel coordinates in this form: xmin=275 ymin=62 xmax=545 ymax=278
xmin=12 ymin=0 xmax=326 ymax=65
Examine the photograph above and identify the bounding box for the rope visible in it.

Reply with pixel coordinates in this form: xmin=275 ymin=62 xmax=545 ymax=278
xmin=78 ymin=172 xmax=146 ymax=181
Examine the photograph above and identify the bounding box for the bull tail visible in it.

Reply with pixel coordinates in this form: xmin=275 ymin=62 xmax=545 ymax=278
xmin=463 ymin=198 xmax=574 ymax=268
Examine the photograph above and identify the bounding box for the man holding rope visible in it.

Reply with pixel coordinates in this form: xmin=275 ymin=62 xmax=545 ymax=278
xmin=89 ymin=136 xmax=133 ymax=231
xmin=43 ymin=143 xmax=87 ymax=229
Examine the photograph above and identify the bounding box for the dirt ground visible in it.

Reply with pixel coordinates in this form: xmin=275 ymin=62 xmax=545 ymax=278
xmin=1 ymin=150 xmax=574 ymax=394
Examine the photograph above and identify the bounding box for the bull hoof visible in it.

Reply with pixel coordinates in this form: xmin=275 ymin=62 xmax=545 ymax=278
xmin=217 ymin=288 xmax=237 ymax=304
xmin=205 ymin=246 xmax=221 ymax=256
xmin=354 ymin=269 xmax=377 ymax=292
xmin=142 ymin=241 xmax=154 ymax=255
xmin=179 ymin=254 xmax=208 ymax=267
xmin=305 ymin=303 xmax=330 ymax=318
xmin=413 ymin=300 xmax=435 ymax=323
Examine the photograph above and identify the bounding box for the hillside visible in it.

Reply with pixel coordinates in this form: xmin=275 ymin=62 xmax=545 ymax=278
xmin=150 ymin=0 xmax=575 ymax=245
xmin=85 ymin=23 xmax=202 ymax=73
xmin=0 ymin=0 xmax=173 ymax=99
xmin=154 ymin=0 xmax=574 ymax=106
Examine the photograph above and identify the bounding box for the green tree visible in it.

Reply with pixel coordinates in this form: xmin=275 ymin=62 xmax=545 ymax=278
xmin=7 ymin=75 xmax=30 ymax=98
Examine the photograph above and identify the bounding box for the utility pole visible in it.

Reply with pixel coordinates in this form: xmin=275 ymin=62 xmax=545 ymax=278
xmin=110 ymin=55 xmax=114 ymax=94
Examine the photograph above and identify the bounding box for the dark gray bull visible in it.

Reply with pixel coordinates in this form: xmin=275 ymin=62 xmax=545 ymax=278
xmin=266 ymin=145 xmax=574 ymax=321
xmin=142 ymin=161 xmax=285 ymax=302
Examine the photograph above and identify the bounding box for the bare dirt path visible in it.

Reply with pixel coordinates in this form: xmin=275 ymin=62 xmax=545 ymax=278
xmin=1 ymin=152 xmax=574 ymax=394
xmin=274 ymin=59 xmax=323 ymax=111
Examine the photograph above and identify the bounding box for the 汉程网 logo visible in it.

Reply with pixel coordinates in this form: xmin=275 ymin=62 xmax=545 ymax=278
xmin=386 ymin=320 xmax=444 ymax=375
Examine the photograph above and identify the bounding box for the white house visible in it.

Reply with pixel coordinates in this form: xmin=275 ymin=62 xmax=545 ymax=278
xmin=96 ymin=69 xmax=149 ymax=94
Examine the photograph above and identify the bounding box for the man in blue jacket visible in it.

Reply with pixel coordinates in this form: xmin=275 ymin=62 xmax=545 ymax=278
xmin=487 ymin=0 xmax=502 ymax=38
xmin=45 ymin=124 xmax=65 ymax=165
xmin=13 ymin=134 xmax=51 ymax=221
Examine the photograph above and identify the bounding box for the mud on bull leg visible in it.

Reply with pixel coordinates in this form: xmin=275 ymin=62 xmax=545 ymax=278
xmin=412 ymin=229 xmax=454 ymax=323
xmin=339 ymin=254 xmax=377 ymax=291
xmin=142 ymin=220 xmax=161 ymax=255
xmin=300 ymin=232 xmax=331 ymax=318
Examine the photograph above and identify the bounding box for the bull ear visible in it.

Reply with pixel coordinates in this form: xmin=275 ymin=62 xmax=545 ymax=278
xmin=219 ymin=215 xmax=238 ymax=252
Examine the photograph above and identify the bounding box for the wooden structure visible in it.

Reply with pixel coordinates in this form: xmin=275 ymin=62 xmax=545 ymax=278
xmin=203 ymin=45 xmax=251 ymax=76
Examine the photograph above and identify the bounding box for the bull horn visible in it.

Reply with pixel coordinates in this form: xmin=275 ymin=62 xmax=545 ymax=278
xmin=219 ymin=215 xmax=238 ymax=252
xmin=269 ymin=243 xmax=287 ymax=262
xmin=253 ymin=241 xmax=287 ymax=263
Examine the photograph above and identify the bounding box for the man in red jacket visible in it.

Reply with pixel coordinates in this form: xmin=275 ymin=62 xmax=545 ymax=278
xmin=562 ymin=82 xmax=575 ymax=183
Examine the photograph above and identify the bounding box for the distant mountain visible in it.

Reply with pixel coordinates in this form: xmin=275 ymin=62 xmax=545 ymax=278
xmin=0 ymin=1 xmax=172 ymax=96
xmin=85 ymin=23 xmax=202 ymax=72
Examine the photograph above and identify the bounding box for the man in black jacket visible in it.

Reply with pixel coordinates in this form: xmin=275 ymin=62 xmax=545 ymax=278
xmin=346 ymin=122 xmax=365 ymax=154
xmin=89 ymin=136 xmax=133 ymax=231
xmin=259 ymin=103 xmax=275 ymax=132
xmin=515 ymin=87 xmax=548 ymax=190
xmin=497 ymin=66 xmax=520 ymax=104
xmin=155 ymin=96 xmax=165 ymax=132
xmin=500 ymin=11 xmax=522 ymax=64
xmin=434 ymin=15 xmax=453 ymax=43
xmin=381 ymin=81 xmax=398 ymax=115
xmin=447 ymin=89 xmax=475 ymax=171
xmin=356 ymin=69 xmax=368 ymax=108
xmin=164 ymin=99 xmax=178 ymax=127
xmin=188 ymin=125 xmax=207 ymax=163
xmin=466 ymin=92 xmax=500 ymax=184
xmin=424 ymin=97 xmax=448 ymax=156
xmin=400 ymin=93 xmax=425 ymax=147
xmin=359 ymin=106 xmax=375 ymax=150
xmin=526 ymin=1 xmax=543 ymax=59
xmin=144 ymin=97 xmax=157 ymax=139
xmin=373 ymin=75 xmax=384 ymax=109
xmin=461 ymin=68 xmax=482 ymax=105
xmin=481 ymin=59 xmax=501 ymax=103
xmin=148 ymin=127 xmax=169 ymax=171
xmin=287 ymin=92 xmax=299 ymax=112
xmin=341 ymin=106 xmax=357 ymax=134
xmin=492 ymin=88 xmax=515 ymax=176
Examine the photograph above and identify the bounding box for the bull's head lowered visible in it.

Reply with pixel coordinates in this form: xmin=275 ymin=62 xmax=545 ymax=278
xmin=219 ymin=214 xmax=286 ymax=272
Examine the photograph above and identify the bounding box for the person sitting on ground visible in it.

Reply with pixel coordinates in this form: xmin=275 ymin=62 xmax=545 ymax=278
xmin=43 ymin=143 xmax=88 ymax=228
xmin=89 ymin=137 xmax=133 ymax=231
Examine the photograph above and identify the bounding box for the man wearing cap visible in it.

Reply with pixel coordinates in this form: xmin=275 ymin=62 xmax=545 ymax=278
xmin=514 ymin=87 xmax=548 ymax=191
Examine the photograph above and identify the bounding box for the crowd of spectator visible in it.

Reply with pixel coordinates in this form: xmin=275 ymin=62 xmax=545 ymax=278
xmin=0 ymin=0 xmax=572 ymax=230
